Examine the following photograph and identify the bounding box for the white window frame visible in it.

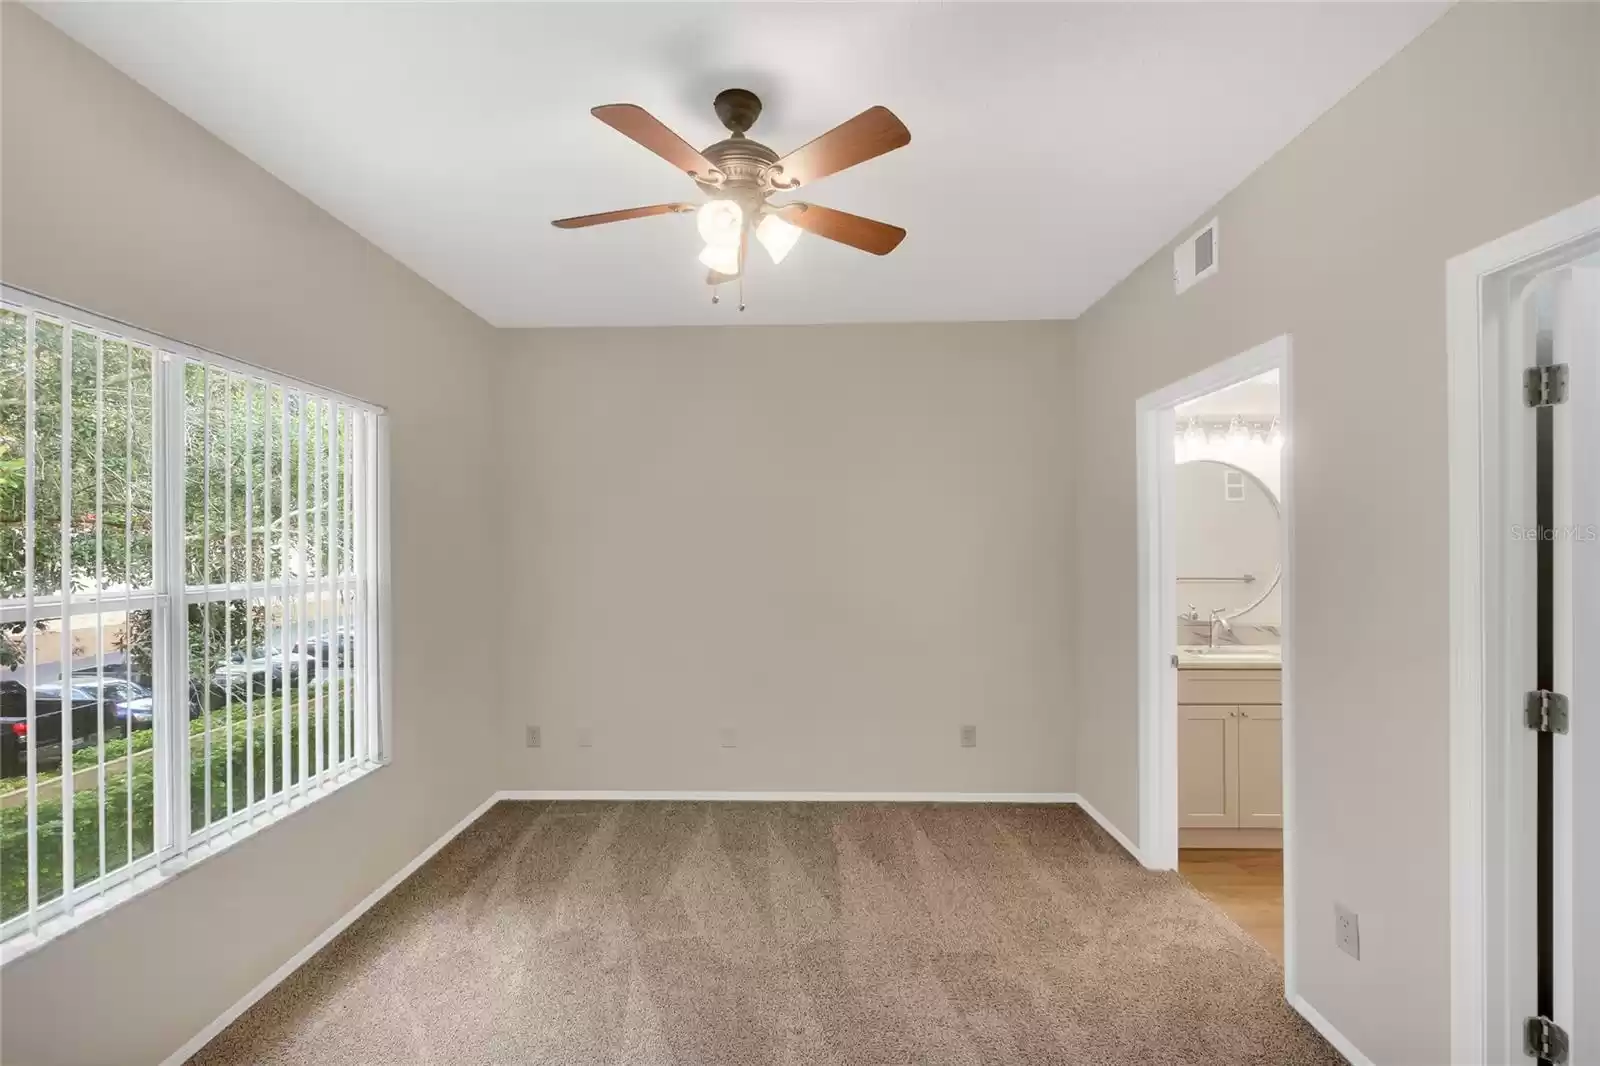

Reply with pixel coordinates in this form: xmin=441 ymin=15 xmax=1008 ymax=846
xmin=0 ymin=286 xmax=391 ymax=964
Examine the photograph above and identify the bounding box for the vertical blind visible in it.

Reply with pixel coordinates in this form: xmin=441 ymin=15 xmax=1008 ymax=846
xmin=0 ymin=288 xmax=387 ymax=948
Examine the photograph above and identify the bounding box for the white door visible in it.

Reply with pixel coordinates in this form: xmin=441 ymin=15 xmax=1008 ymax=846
xmin=1554 ymin=260 xmax=1599 ymax=1061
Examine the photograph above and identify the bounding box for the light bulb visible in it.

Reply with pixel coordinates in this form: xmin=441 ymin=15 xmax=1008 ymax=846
xmin=1183 ymin=418 xmax=1206 ymax=450
xmin=1227 ymin=416 xmax=1249 ymax=445
xmin=755 ymin=213 xmax=802 ymax=264
xmin=696 ymin=200 xmax=743 ymax=248
xmin=1267 ymin=417 xmax=1284 ymax=450
xmin=699 ymin=243 xmax=739 ymax=276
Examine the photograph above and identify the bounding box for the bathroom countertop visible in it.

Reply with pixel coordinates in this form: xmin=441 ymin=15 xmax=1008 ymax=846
xmin=1175 ymin=647 xmax=1282 ymax=669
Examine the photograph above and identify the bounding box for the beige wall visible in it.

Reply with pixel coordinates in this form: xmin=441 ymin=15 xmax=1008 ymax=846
xmin=1069 ymin=4 xmax=1599 ymax=1062
xmin=498 ymin=324 xmax=1075 ymax=795
xmin=0 ymin=8 xmax=501 ymax=1065
xmin=6 ymin=3 xmax=1599 ymax=1064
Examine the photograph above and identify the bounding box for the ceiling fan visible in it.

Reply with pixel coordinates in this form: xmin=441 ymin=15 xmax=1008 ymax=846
xmin=552 ymin=89 xmax=910 ymax=307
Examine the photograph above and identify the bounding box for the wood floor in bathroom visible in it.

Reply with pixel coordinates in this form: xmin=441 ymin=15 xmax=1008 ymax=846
xmin=1179 ymin=848 xmax=1284 ymax=962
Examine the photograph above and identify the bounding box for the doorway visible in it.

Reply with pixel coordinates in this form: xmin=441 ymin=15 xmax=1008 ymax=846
xmin=1135 ymin=335 xmax=1295 ymax=984
xmin=1448 ymin=195 xmax=1600 ymax=1066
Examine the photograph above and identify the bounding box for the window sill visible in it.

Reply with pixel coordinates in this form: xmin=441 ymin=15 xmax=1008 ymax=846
xmin=0 ymin=760 xmax=387 ymax=968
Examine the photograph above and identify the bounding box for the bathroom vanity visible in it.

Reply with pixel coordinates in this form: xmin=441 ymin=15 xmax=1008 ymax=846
xmin=1177 ymin=651 xmax=1282 ymax=849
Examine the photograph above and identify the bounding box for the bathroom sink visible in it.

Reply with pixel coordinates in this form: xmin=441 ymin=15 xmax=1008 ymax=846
xmin=1178 ymin=645 xmax=1282 ymax=664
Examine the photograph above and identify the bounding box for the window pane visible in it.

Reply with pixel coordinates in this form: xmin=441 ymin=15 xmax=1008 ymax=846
xmin=0 ymin=609 xmax=146 ymax=918
xmin=3 ymin=293 xmax=383 ymax=938
xmin=183 ymin=361 xmax=207 ymax=588
xmin=2 ymin=309 xmax=161 ymax=928
xmin=1 ymin=309 xmax=28 ymax=604
xmin=68 ymin=328 xmax=96 ymax=592
xmin=65 ymin=607 xmax=157 ymax=894
xmin=111 ymin=340 xmax=156 ymax=597
xmin=5 ymin=315 xmax=65 ymax=600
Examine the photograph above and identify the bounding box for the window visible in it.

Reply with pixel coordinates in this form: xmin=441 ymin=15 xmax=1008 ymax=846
xmin=0 ymin=287 xmax=387 ymax=953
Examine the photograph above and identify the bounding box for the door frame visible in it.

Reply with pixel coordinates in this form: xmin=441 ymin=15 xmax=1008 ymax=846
xmin=1135 ymin=333 xmax=1295 ymax=992
xmin=1446 ymin=193 xmax=1600 ymax=1065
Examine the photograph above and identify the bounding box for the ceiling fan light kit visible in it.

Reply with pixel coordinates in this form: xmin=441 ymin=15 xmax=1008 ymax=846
xmin=755 ymin=212 xmax=802 ymax=265
xmin=552 ymin=88 xmax=910 ymax=309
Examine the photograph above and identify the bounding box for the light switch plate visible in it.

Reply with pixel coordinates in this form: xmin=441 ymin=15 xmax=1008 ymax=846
xmin=577 ymin=727 xmax=594 ymax=749
xmin=1335 ymin=903 xmax=1360 ymax=960
xmin=960 ymin=724 xmax=977 ymax=748
xmin=719 ymin=727 xmax=738 ymax=749
xmin=525 ymin=725 xmax=541 ymax=749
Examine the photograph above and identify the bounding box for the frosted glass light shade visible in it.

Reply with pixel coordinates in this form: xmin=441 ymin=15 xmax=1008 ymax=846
xmin=756 ymin=213 xmax=803 ymax=264
xmin=699 ymin=243 xmax=740 ymax=275
xmin=696 ymin=200 xmax=743 ymax=247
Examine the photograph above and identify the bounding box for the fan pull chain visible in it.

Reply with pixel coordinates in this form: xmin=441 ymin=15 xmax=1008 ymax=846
xmin=707 ymin=279 xmax=746 ymax=310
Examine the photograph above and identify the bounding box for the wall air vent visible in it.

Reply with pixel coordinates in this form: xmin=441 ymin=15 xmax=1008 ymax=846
xmin=1174 ymin=218 xmax=1220 ymax=294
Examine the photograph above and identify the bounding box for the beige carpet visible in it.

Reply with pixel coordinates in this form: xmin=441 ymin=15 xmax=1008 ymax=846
xmin=190 ymin=801 xmax=1344 ymax=1066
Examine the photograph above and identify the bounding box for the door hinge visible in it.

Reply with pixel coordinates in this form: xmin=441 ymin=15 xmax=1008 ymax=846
xmin=1525 ymin=690 xmax=1570 ymax=734
xmin=1524 ymin=364 xmax=1569 ymax=407
xmin=1524 ymin=1016 xmax=1569 ymax=1063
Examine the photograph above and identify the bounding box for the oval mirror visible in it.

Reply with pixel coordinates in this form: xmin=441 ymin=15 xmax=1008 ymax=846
xmin=1174 ymin=459 xmax=1281 ymax=633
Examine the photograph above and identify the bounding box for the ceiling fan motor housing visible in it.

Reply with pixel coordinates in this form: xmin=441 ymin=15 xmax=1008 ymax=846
xmin=713 ymin=88 xmax=762 ymax=134
xmin=698 ymin=136 xmax=780 ymax=195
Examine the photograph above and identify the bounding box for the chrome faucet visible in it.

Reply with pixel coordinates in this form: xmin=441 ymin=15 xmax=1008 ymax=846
xmin=1208 ymin=608 xmax=1233 ymax=649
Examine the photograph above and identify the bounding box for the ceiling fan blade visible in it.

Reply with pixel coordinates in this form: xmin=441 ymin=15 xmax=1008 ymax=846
xmin=775 ymin=203 xmax=906 ymax=256
xmin=551 ymin=203 xmax=695 ymax=229
xmin=591 ymin=104 xmax=723 ymax=183
xmin=767 ymin=106 xmax=910 ymax=189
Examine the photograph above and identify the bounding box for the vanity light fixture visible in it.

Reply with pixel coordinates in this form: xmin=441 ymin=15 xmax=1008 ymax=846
xmin=1173 ymin=415 xmax=1282 ymax=455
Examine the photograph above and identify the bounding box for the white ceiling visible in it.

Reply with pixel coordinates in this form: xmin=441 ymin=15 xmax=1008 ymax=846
xmin=35 ymin=2 xmax=1445 ymax=328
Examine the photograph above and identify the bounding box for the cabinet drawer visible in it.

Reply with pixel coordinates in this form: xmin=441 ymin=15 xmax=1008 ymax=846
xmin=1177 ymin=669 xmax=1281 ymax=705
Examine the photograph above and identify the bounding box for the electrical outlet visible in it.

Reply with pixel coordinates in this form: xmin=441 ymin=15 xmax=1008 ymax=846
xmin=525 ymin=725 xmax=541 ymax=749
xmin=719 ymin=727 xmax=738 ymax=749
xmin=577 ymin=727 xmax=594 ymax=749
xmin=1334 ymin=903 xmax=1360 ymax=960
xmin=960 ymin=724 xmax=977 ymax=748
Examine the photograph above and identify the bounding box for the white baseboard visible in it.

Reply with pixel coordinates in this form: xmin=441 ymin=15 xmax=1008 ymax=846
xmin=1068 ymin=794 xmax=1154 ymax=868
xmin=501 ymin=790 xmax=1151 ymax=871
xmin=1291 ymin=994 xmax=1374 ymax=1066
xmin=499 ymin=789 xmax=1078 ymax=804
xmin=159 ymin=790 xmax=502 ymax=1066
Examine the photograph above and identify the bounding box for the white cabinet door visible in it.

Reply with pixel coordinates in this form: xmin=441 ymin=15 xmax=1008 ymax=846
xmin=1237 ymin=705 xmax=1283 ymax=829
xmin=1179 ymin=704 xmax=1237 ymax=828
